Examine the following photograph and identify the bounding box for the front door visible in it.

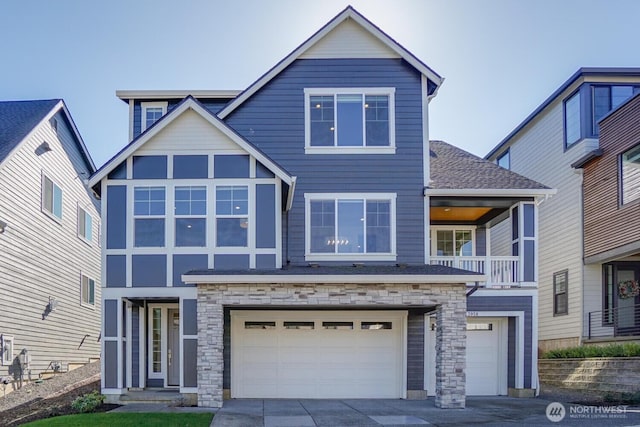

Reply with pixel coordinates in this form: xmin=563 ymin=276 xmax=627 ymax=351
xmin=615 ymin=266 xmax=640 ymax=335
xmin=167 ymin=309 xmax=180 ymax=386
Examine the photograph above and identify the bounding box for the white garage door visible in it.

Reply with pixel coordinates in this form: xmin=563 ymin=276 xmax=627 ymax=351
xmin=231 ymin=310 xmax=406 ymax=399
xmin=426 ymin=317 xmax=507 ymax=396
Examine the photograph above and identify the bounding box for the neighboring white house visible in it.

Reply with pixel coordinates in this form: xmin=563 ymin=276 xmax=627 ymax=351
xmin=0 ymin=99 xmax=101 ymax=389
xmin=485 ymin=69 xmax=640 ymax=352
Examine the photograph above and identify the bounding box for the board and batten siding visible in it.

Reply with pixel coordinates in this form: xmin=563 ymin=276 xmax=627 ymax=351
xmin=499 ymin=100 xmax=590 ymax=345
xmin=0 ymin=112 xmax=101 ymax=378
xmin=583 ymin=94 xmax=640 ymax=259
xmin=225 ymin=58 xmax=426 ymax=264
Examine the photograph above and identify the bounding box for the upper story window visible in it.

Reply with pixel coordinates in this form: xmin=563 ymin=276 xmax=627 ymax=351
xmin=216 ymin=186 xmax=248 ymax=247
xmin=78 ymin=206 xmax=93 ymax=242
xmin=81 ymin=274 xmax=95 ymax=307
xmin=593 ymin=85 xmax=639 ymax=136
xmin=564 ymin=91 xmax=581 ymax=148
xmin=305 ymin=193 xmax=396 ymax=261
xmin=621 ymin=143 xmax=640 ymax=205
xmin=175 ymin=186 xmax=207 ymax=247
xmin=304 ymin=88 xmax=395 ymax=154
xmin=42 ymin=174 xmax=63 ymax=221
xmin=497 ymin=149 xmax=510 ymax=169
xmin=141 ymin=102 xmax=168 ymax=132
xmin=431 ymin=228 xmax=474 ymax=257
xmin=134 ymin=186 xmax=165 ymax=247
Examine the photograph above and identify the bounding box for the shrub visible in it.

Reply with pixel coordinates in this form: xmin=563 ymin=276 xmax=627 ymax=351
xmin=71 ymin=391 xmax=105 ymax=413
xmin=542 ymin=343 xmax=640 ymax=359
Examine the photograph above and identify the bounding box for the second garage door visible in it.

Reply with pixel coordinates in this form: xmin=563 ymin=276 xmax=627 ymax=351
xmin=231 ymin=310 xmax=406 ymax=399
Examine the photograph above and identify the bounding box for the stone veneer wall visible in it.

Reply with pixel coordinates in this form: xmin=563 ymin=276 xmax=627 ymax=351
xmin=539 ymin=358 xmax=640 ymax=393
xmin=196 ymin=282 xmax=467 ymax=408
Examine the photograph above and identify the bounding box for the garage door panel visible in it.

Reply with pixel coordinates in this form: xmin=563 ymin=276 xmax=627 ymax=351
xmin=232 ymin=310 xmax=405 ymax=399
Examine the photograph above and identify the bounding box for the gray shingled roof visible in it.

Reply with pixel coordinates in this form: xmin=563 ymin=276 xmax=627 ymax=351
xmin=185 ymin=263 xmax=478 ymax=277
xmin=429 ymin=140 xmax=549 ymax=190
xmin=0 ymin=99 xmax=60 ymax=164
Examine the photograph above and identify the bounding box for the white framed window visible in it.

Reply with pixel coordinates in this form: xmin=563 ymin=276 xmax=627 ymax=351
xmin=42 ymin=173 xmax=63 ymax=220
xmin=77 ymin=206 xmax=93 ymax=242
xmin=141 ymin=101 xmax=168 ymax=132
xmin=1 ymin=335 xmax=13 ymax=366
xmin=134 ymin=186 xmax=166 ymax=247
xmin=430 ymin=227 xmax=475 ymax=257
xmin=81 ymin=274 xmax=95 ymax=307
xmin=304 ymin=88 xmax=395 ymax=154
xmin=621 ymin=143 xmax=640 ymax=205
xmin=175 ymin=186 xmax=207 ymax=247
xmin=497 ymin=149 xmax=510 ymax=170
xmin=215 ymin=185 xmax=249 ymax=247
xmin=305 ymin=193 xmax=396 ymax=261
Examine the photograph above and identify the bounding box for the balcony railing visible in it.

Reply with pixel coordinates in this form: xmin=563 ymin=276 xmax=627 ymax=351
xmin=430 ymin=256 xmax=532 ymax=288
xmin=587 ymin=304 xmax=640 ymax=340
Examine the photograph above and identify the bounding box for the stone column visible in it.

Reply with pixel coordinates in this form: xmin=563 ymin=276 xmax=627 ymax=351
xmin=197 ymin=286 xmax=224 ymax=407
xmin=434 ymin=289 xmax=467 ymax=408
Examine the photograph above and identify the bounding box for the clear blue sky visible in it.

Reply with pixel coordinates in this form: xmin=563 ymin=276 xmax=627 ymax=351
xmin=1 ymin=0 xmax=639 ymax=167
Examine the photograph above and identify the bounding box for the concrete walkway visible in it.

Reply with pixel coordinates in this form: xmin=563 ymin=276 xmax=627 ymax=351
xmin=210 ymin=397 xmax=640 ymax=426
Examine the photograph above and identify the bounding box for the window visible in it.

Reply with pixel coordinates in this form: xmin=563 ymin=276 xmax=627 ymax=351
xmin=497 ymin=149 xmax=510 ymax=169
xmin=216 ymin=186 xmax=248 ymax=247
xmin=81 ymin=274 xmax=95 ymax=306
xmin=141 ymin=102 xmax=167 ymax=132
xmin=564 ymin=91 xmax=582 ymax=148
xmin=175 ymin=186 xmax=207 ymax=247
xmin=305 ymin=88 xmax=395 ymax=153
xmin=306 ymin=193 xmax=396 ymax=260
xmin=621 ymin=144 xmax=640 ymax=205
xmin=78 ymin=206 xmax=93 ymax=242
xmin=134 ymin=186 xmax=165 ymax=247
xmin=603 ymin=264 xmax=614 ymax=325
xmin=42 ymin=174 xmax=62 ymax=220
xmin=361 ymin=321 xmax=392 ymax=330
xmin=553 ymin=270 xmax=568 ymax=316
xmin=433 ymin=229 xmax=474 ymax=257
xmin=592 ymin=85 xmax=639 ymax=135
xmin=1 ymin=335 xmax=13 ymax=365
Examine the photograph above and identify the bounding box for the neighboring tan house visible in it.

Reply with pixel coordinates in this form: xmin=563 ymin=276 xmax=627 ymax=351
xmin=0 ymin=99 xmax=101 ymax=388
xmin=577 ymin=92 xmax=640 ymax=340
xmin=89 ymin=7 xmax=551 ymax=408
xmin=485 ymin=68 xmax=640 ymax=352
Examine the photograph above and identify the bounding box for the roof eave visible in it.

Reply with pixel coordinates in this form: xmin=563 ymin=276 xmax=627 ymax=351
xmin=424 ymin=188 xmax=557 ymax=197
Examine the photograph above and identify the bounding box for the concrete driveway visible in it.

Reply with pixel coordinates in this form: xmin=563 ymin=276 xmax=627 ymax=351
xmin=210 ymin=397 xmax=640 ymax=426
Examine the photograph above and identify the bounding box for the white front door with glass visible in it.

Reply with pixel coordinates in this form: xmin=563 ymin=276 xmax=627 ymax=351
xmin=147 ymin=304 xmax=180 ymax=387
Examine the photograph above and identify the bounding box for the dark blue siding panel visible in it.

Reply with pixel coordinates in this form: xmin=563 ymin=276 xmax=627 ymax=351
xmin=215 ymin=254 xmax=249 ymax=270
xmin=106 ymin=186 xmax=126 ymax=249
xmin=133 ymin=101 xmax=141 ymax=138
xmin=108 ymin=162 xmax=127 ymax=180
xmin=132 ymin=255 xmax=167 ymax=287
xmin=476 ymin=228 xmax=486 ymax=257
xmin=183 ymin=339 xmax=197 ymax=387
xmin=256 ymin=254 xmax=277 ymax=269
xmin=407 ymin=310 xmax=424 ymax=390
xmin=225 ymin=59 xmax=425 ymax=264
xmin=183 ymin=299 xmax=197 ymax=336
xmin=132 ymin=155 xmax=167 ymax=179
xmin=256 ymin=184 xmax=276 ymax=248
xmin=104 ymin=341 xmax=118 ymax=388
xmin=174 ymin=155 xmax=208 ymax=179
xmin=214 ymin=154 xmax=250 ymax=178
xmin=524 ymin=240 xmax=535 ymax=282
xmin=132 ymin=306 xmax=139 ymax=388
xmin=122 ymin=340 xmax=127 ymax=386
xmin=106 ymin=255 xmax=126 ymax=288
xmin=467 ymin=295 xmax=533 ymax=388
xmin=256 ymin=161 xmax=275 ymax=178
xmin=223 ymin=309 xmax=230 ymax=389
xmin=173 ymin=254 xmax=208 ymax=287
xmin=104 ymin=299 xmax=118 ymax=337
xmin=201 ymin=99 xmax=232 ymax=115
xmin=508 ymin=317 xmax=516 ymax=389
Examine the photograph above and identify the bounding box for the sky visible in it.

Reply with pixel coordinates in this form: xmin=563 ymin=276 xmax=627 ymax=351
xmin=1 ymin=0 xmax=639 ymax=168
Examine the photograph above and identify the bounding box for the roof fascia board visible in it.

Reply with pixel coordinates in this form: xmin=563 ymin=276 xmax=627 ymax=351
xmin=182 ymin=273 xmax=484 ymax=284
xmin=89 ymin=97 xmax=293 ymax=187
xmin=218 ymin=7 xmax=442 ymax=120
xmin=59 ymin=101 xmax=97 ymax=171
xmin=116 ymin=90 xmax=241 ymax=101
xmin=424 ymin=188 xmax=557 ymax=197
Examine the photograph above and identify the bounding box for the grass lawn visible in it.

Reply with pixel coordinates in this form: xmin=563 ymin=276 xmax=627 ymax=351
xmin=22 ymin=412 xmax=213 ymax=427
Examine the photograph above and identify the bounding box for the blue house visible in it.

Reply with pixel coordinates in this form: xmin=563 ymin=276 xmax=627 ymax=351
xmin=89 ymin=7 xmax=552 ymax=408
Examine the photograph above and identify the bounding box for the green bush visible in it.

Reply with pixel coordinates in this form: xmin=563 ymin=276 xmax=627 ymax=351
xmin=542 ymin=343 xmax=640 ymax=359
xmin=71 ymin=391 xmax=105 ymax=413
